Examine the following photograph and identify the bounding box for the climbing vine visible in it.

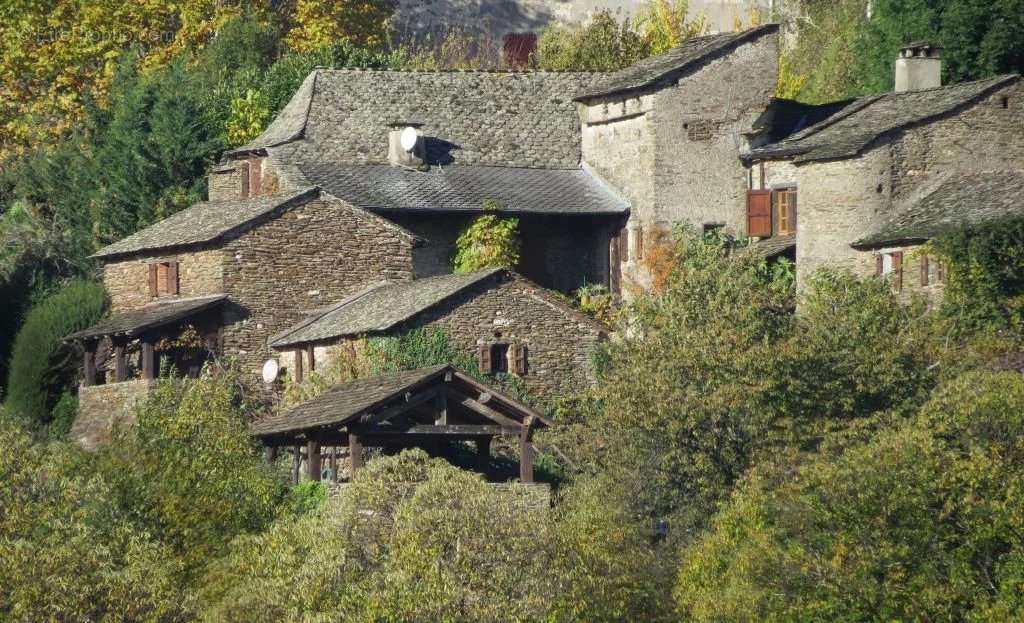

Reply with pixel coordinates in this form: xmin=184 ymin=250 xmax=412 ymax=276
xmin=452 ymin=200 xmax=520 ymax=273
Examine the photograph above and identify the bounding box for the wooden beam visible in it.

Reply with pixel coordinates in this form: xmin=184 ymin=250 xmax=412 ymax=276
xmin=82 ymin=341 xmax=97 ymax=387
xmin=306 ymin=440 xmax=321 ymax=481
xmin=141 ymin=339 xmax=156 ymax=380
xmin=445 ymin=388 xmax=522 ymax=431
xmin=361 ymin=387 xmax=440 ymax=426
xmin=349 ymin=431 xmax=363 ymax=476
xmin=361 ymin=424 xmax=503 ymax=437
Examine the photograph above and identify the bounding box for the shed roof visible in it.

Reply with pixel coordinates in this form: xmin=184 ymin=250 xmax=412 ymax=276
xmin=92 ymin=188 xmax=320 ymax=259
xmin=747 ymin=74 xmax=1019 ymax=163
xmin=65 ymin=295 xmax=227 ymax=341
xmin=745 ymin=234 xmax=796 ymax=260
xmin=250 ymin=364 xmax=549 ymax=438
xmin=574 ymin=24 xmax=780 ymax=101
xmin=853 ymin=170 xmax=1024 ymax=249
xmin=297 ymin=163 xmax=629 ymax=215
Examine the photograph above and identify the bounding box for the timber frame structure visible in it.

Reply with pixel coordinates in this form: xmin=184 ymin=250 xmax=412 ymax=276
xmin=250 ymin=364 xmax=551 ymax=483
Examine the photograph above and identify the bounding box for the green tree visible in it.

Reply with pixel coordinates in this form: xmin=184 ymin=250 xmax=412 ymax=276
xmin=453 ymin=200 xmax=521 ymax=272
xmin=4 ymin=280 xmax=107 ymax=431
xmin=534 ymin=9 xmax=651 ymax=71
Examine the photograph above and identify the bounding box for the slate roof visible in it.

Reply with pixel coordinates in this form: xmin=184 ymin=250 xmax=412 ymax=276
xmin=231 ymin=69 xmax=606 ymax=168
xmin=250 ymin=365 xmax=451 ymax=436
xmin=297 ymin=163 xmax=628 ymax=215
xmin=575 ymin=24 xmax=780 ymax=101
xmin=271 ymin=269 xmax=505 ymax=348
xmin=745 ymin=234 xmax=796 ymax=260
xmin=66 ymin=295 xmax=227 ymax=341
xmin=747 ymin=75 xmax=1019 ymax=163
xmin=750 ymin=98 xmax=855 ymax=143
xmin=93 ymin=188 xmax=320 ymax=259
xmin=853 ymin=170 xmax=1024 ymax=249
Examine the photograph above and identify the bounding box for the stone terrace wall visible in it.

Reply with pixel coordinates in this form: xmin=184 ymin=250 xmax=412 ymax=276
xmin=72 ymin=380 xmax=157 ymax=449
xmin=222 ymin=195 xmax=418 ymax=378
xmin=103 ymin=248 xmax=225 ymax=313
xmin=402 ymin=273 xmax=606 ymax=402
xmin=271 ymin=70 xmax=606 ymax=168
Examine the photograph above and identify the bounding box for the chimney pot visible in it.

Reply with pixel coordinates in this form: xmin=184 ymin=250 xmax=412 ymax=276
xmin=387 ymin=123 xmax=427 ymax=170
xmin=895 ymin=42 xmax=942 ymax=92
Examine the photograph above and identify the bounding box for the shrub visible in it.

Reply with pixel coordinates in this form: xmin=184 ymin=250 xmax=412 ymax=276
xmin=365 ymin=327 xmax=478 ymax=376
xmin=4 ymin=280 xmax=107 ymax=430
xmin=534 ymin=9 xmax=650 ymax=70
xmin=452 ymin=200 xmax=520 ymax=273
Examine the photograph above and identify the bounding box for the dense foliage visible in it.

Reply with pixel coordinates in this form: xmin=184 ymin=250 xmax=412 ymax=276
xmin=453 ymin=200 xmax=522 ymax=273
xmin=4 ymin=280 xmax=107 ymax=431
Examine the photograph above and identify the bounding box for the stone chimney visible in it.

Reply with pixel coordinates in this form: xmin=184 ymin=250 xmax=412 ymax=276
xmin=387 ymin=122 xmax=427 ymax=170
xmin=894 ymin=42 xmax=942 ymax=92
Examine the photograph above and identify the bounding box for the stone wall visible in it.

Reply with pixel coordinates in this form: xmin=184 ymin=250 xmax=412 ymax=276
xmin=103 ymin=248 xmax=225 ymax=312
xmin=889 ymin=81 xmax=1024 ymax=201
xmin=72 ymin=380 xmax=157 ymax=450
xmin=208 ymin=156 xmax=283 ymax=203
xmin=400 ymin=272 xmax=607 ymax=402
xmin=221 ymin=194 xmax=419 ymax=378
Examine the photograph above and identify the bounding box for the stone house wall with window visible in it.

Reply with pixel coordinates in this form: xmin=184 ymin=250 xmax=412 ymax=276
xmin=103 ymin=249 xmax=225 ymax=312
xmin=870 ymin=245 xmax=948 ymax=304
xmin=220 ymin=196 xmax=420 ymax=375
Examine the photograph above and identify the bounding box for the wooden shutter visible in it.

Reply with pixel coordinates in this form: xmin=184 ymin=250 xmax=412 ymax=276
xmin=618 ymin=227 xmax=629 ymax=261
xmin=249 ymin=158 xmax=262 ymax=196
xmin=477 ymin=344 xmax=492 ymax=374
xmin=920 ymin=254 xmax=929 ymax=286
xmin=876 ymin=254 xmax=884 ymax=275
xmin=634 ymin=228 xmax=644 ymax=261
xmin=512 ymin=344 xmax=528 ymax=376
xmin=746 ymin=190 xmax=772 ymax=238
xmin=239 ymin=162 xmax=250 ymax=198
xmin=893 ymin=251 xmax=904 ymax=291
xmin=168 ymin=261 xmax=179 ymax=294
xmin=148 ymin=263 xmax=158 ymax=297
xmin=936 ymin=261 xmax=945 ymax=283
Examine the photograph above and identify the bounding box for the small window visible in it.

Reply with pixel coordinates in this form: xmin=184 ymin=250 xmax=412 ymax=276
xmin=774 ymin=188 xmax=797 ymax=235
xmin=1001 ymin=96 xmax=1010 ymax=109
xmin=875 ymin=251 xmax=903 ymax=291
xmin=149 ymin=260 xmax=179 ymax=297
xmin=490 ymin=343 xmax=510 ymax=374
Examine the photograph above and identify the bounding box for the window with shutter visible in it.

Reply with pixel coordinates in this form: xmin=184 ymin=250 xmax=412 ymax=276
xmin=249 ymin=158 xmax=262 ymax=196
xmin=920 ymin=254 xmax=929 ymax=286
xmin=477 ymin=345 xmax=492 ymax=374
xmin=893 ymin=251 xmax=903 ymax=291
xmin=746 ymin=190 xmax=772 ymax=238
xmin=490 ymin=343 xmax=510 ymax=374
xmin=774 ymin=188 xmax=797 ymax=235
xmin=876 ymin=254 xmax=884 ymax=275
xmin=936 ymin=261 xmax=945 ymax=283
xmin=148 ymin=263 xmax=158 ymax=297
xmin=512 ymin=344 xmax=528 ymax=376
xmin=240 ymin=162 xmax=250 ymax=198
xmin=633 ymin=228 xmax=644 ymax=261
xmin=618 ymin=227 xmax=629 ymax=262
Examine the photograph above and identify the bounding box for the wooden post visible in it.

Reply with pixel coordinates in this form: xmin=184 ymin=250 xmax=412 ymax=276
xmin=264 ymin=446 xmax=277 ymax=464
xmin=141 ymin=338 xmax=156 ymax=380
xmin=349 ymin=431 xmax=363 ymax=476
xmin=82 ymin=341 xmax=97 ymax=387
xmin=519 ymin=416 xmax=536 ymax=484
xmin=113 ymin=338 xmax=128 ymax=382
xmin=306 ymin=345 xmax=316 ymax=372
xmin=477 ymin=437 xmax=491 ymax=479
xmin=294 ymin=349 xmax=304 ymax=383
xmin=292 ymin=445 xmax=301 ymax=484
xmin=306 ymin=440 xmax=321 ymax=481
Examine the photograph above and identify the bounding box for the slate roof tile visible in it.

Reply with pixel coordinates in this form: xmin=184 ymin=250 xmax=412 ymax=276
xmin=853 ymin=170 xmax=1024 ymax=248
xmin=66 ymin=295 xmax=227 ymax=341
xmin=748 ymin=75 xmax=1019 ymax=163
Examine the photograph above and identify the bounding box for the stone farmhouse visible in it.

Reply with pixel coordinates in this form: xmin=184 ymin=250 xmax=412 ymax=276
xmin=67 ymin=26 xmax=1023 ymax=472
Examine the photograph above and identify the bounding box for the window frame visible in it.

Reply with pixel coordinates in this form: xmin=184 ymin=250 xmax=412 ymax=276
xmin=772 ymin=186 xmax=797 ymax=236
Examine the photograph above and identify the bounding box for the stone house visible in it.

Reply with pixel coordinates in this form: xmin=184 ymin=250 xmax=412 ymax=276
xmin=268 ymin=268 xmax=609 ymax=402
xmin=742 ymin=44 xmax=1024 ymax=298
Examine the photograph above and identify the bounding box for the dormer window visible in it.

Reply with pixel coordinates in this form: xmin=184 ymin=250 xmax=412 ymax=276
xmin=148 ymin=260 xmax=179 ymax=298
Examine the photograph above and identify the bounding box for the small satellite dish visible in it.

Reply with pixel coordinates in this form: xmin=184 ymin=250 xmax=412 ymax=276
xmin=399 ymin=126 xmax=419 ymax=152
xmin=261 ymin=359 xmax=280 ymax=384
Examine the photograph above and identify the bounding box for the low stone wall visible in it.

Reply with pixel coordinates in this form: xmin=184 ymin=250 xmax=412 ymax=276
xmin=71 ymin=380 xmax=157 ymax=450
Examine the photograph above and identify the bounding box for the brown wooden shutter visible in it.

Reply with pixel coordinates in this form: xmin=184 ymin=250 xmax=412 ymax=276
xmin=477 ymin=344 xmax=492 ymax=374
xmin=618 ymin=227 xmax=629 ymax=261
xmin=168 ymin=261 xmax=179 ymax=294
xmin=513 ymin=344 xmax=528 ymax=375
xmin=635 ymin=228 xmax=644 ymax=261
xmin=249 ymin=158 xmax=262 ymax=196
xmin=937 ymin=262 xmax=945 ymax=283
xmin=789 ymin=190 xmax=798 ymax=233
xmin=893 ymin=251 xmax=903 ymax=291
xmin=239 ymin=161 xmax=250 ymax=198
xmin=920 ymin=254 xmax=929 ymax=286
xmin=746 ymin=190 xmax=772 ymax=238
xmin=876 ymin=254 xmax=884 ymax=275
xmin=148 ymin=263 xmax=158 ymax=297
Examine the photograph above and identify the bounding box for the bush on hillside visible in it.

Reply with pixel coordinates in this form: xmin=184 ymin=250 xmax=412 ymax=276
xmin=4 ymin=280 xmax=107 ymax=431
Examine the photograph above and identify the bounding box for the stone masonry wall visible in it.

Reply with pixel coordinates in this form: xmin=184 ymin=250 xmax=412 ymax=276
xmin=890 ymin=81 xmax=1024 ymax=201
xmin=222 ymin=195 xmax=418 ymax=378
xmin=103 ymin=248 xmax=225 ymax=313
xmin=401 ymin=272 xmax=606 ymax=402
xmin=72 ymin=380 xmax=157 ymax=450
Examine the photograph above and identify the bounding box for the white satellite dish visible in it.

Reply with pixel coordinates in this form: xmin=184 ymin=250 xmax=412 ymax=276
xmin=261 ymin=359 xmax=280 ymax=384
xmin=399 ymin=126 xmax=419 ymax=152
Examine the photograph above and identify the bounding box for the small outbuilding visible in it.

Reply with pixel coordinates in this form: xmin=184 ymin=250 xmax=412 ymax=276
xmin=250 ymin=364 xmax=551 ymax=483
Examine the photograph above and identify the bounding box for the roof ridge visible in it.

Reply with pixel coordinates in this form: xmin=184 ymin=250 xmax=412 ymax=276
xmin=314 ymin=67 xmax=609 ymax=75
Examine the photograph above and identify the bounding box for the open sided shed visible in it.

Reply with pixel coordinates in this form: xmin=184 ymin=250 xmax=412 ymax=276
xmin=250 ymin=364 xmax=551 ymax=483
